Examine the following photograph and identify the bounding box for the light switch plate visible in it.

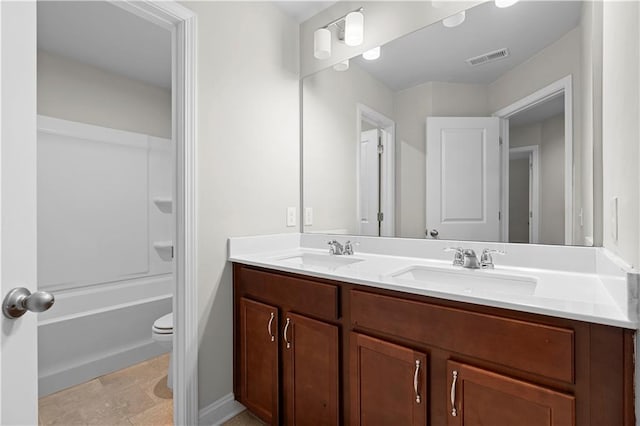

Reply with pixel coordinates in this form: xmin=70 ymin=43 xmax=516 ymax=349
xmin=287 ymin=207 xmax=296 ymax=227
xmin=304 ymin=207 xmax=313 ymax=226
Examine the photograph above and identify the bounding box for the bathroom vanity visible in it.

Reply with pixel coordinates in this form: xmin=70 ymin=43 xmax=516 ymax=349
xmin=229 ymin=234 xmax=637 ymax=425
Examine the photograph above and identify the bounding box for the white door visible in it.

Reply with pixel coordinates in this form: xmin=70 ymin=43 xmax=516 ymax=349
xmin=426 ymin=117 xmax=501 ymax=241
xmin=358 ymin=129 xmax=380 ymax=236
xmin=0 ymin=1 xmax=40 ymax=424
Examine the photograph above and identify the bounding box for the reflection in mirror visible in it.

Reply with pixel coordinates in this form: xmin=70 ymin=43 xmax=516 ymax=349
xmin=303 ymin=1 xmax=598 ymax=246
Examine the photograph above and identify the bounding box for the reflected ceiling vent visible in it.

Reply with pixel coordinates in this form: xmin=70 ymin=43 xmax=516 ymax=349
xmin=466 ymin=48 xmax=510 ymax=66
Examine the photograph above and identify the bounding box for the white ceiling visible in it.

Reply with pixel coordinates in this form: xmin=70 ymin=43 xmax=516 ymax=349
xmin=353 ymin=1 xmax=582 ymax=91
xmin=37 ymin=1 xmax=171 ymax=89
xmin=273 ymin=1 xmax=338 ymax=23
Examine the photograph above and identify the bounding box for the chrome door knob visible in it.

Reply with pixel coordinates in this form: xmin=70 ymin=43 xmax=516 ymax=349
xmin=3 ymin=287 xmax=55 ymax=319
xmin=429 ymin=229 xmax=439 ymax=239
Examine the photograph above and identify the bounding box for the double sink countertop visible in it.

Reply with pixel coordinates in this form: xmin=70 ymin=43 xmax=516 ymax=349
xmin=228 ymin=233 xmax=639 ymax=329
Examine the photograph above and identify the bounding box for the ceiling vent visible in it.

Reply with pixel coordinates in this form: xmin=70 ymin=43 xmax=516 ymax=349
xmin=466 ymin=48 xmax=510 ymax=66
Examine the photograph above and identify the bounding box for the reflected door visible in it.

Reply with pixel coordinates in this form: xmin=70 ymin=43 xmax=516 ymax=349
xmin=426 ymin=117 xmax=501 ymax=241
xmin=359 ymin=129 xmax=381 ymax=236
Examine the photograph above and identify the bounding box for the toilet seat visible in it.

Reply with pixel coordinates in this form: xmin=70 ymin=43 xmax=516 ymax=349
xmin=152 ymin=313 xmax=173 ymax=335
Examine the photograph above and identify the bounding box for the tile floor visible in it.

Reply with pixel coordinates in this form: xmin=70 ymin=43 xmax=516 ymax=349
xmin=222 ymin=410 xmax=265 ymax=425
xmin=39 ymin=353 xmax=172 ymax=425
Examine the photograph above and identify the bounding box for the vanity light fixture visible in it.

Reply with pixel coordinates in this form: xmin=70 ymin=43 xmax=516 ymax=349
xmin=495 ymin=0 xmax=520 ymax=7
xmin=362 ymin=46 xmax=381 ymax=61
xmin=313 ymin=7 xmax=365 ymax=60
xmin=313 ymin=28 xmax=332 ymax=60
xmin=333 ymin=59 xmax=350 ymax=71
xmin=442 ymin=10 xmax=466 ymax=28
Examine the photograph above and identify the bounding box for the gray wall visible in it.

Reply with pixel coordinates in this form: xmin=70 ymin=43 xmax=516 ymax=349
xmin=37 ymin=50 xmax=171 ymax=138
xmin=509 ymin=158 xmax=530 ymax=243
xmin=182 ymin=1 xmax=300 ymax=410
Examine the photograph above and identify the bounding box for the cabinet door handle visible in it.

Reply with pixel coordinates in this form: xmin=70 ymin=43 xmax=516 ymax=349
xmin=413 ymin=360 xmax=421 ymax=404
xmin=283 ymin=317 xmax=291 ymax=349
xmin=267 ymin=312 xmax=275 ymax=342
xmin=450 ymin=370 xmax=458 ymax=417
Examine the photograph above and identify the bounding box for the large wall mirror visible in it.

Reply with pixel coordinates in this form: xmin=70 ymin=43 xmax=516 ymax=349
xmin=302 ymin=0 xmax=601 ymax=246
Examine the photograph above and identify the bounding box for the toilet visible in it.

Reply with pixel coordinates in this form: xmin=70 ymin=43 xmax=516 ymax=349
xmin=152 ymin=312 xmax=174 ymax=389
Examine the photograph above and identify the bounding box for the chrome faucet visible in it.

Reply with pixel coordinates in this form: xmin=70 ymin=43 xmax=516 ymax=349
xmin=328 ymin=240 xmax=354 ymax=255
xmin=445 ymin=247 xmax=481 ymax=269
xmin=480 ymin=249 xmax=505 ymax=269
xmin=444 ymin=247 xmax=464 ymax=266
xmin=328 ymin=240 xmax=344 ymax=255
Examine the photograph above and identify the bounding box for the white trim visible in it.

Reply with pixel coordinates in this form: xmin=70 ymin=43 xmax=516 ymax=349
xmin=509 ymin=146 xmax=540 ymax=244
xmin=494 ymin=75 xmax=573 ymax=245
xmin=198 ymin=393 xmax=246 ymax=426
xmin=356 ymin=103 xmax=396 ymax=237
xmin=111 ymin=2 xmax=198 ymax=425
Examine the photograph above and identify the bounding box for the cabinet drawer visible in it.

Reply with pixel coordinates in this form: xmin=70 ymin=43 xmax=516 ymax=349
xmin=350 ymin=290 xmax=574 ymax=383
xmin=237 ymin=267 xmax=339 ymax=320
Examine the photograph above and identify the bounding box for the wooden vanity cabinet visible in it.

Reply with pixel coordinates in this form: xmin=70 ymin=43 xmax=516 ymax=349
xmin=234 ymin=265 xmax=340 ymax=425
xmin=446 ymin=361 xmax=575 ymax=426
xmin=233 ymin=264 xmax=634 ymax=426
xmin=350 ymin=332 xmax=428 ymax=426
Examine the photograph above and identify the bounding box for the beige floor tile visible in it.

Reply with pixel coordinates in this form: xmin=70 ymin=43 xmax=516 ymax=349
xmin=146 ymin=352 xmax=170 ymax=374
xmin=223 ymin=410 xmax=266 ymax=426
xmin=39 ymin=354 xmax=172 ymax=426
xmin=129 ymin=399 xmax=173 ymax=426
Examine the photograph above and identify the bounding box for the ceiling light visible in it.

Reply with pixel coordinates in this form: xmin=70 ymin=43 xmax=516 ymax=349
xmin=333 ymin=59 xmax=349 ymax=72
xmin=363 ymin=46 xmax=381 ymax=61
xmin=344 ymin=11 xmax=364 ymax=46
xmin=314 ymin=28 xmax=331 ymax=60
xmin=442 ymin=11 xmax=466 ymax=28
xmin=495 ymin=0 xmax=519 ymax=7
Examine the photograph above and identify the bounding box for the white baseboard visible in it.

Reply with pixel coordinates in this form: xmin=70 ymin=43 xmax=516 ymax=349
xmin=39 ymin=340 xmax=169 ymax=397
xmin=199 ymin=393 xmax=246 ymax=426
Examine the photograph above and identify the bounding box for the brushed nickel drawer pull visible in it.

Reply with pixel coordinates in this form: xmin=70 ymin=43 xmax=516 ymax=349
xmin=414 ymin=360 xmax=421 ymax=403
xmin=267 ymin=312 xmax=275 ymax=342
xmin=283 ymin=317 xmax=291 ymax=349
xmin=451 ymin=370 xmax=458 ymax=417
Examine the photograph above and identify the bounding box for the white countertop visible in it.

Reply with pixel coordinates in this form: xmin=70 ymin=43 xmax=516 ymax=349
xmin=228 ymin=234 xmax=639 ymax=329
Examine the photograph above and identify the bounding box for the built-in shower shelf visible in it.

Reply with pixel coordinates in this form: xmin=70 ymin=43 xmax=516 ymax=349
xmin=154 ymin=241 xmax=174 ymax=260
xmin=153 ymin=197 xmax=173 ymax=213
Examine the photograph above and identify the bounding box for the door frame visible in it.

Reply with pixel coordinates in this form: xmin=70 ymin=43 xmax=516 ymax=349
xmin=110 ymin=2 xmax=198 ymax=424
xmin=493 ymin=75 xmax=573 ymax=245
xmin=509 ymin=145 xmax=540 ymax=244
xmin=356 ymin=103 xmax=395 ymax=237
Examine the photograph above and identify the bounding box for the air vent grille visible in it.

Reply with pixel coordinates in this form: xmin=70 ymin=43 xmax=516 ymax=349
xmin=466 ymin=48 xmax=510 ymax=66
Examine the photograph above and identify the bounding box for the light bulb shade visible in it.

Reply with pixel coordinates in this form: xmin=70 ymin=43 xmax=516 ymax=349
xmin=495 ymin=0 xmax=519 ymax=7
xmin=363 ymin=46 xmax=381 ymax=61
xmin=442 ymin=11 xmax=466 ymax=28
xmin=314 ymin=28 xmax=331 ymax=59
xmin=333 ymin=59 xmax=349 ymax=72
xmin=344 ymin=11 xmax=364 ymax=46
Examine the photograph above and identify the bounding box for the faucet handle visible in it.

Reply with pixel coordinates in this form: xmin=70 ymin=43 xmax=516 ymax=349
xmin=480 ymin=249 xmax=505 ymax=269
xmin=344 ymin=241 xmax=354 ymax=255
xmin=444 ymin=247 xmax=464 ymax=266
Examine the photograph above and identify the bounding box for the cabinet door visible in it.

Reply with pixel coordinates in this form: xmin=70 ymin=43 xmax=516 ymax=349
xmin=239 ymin=297 xmax=279 ymax=424
xmin=350 ymin=332 xmax=427 ymax=426
xmin=447 ymin=361 xmax=574 ymax=426
xmin=282 ymin=312 xmax=339 ymax=426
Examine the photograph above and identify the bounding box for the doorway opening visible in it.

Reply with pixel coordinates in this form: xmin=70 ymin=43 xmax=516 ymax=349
xmin=356 ymin=104 xmax=396 ymax=237
xmin=495 ymin=76 xmax=573 ymax=245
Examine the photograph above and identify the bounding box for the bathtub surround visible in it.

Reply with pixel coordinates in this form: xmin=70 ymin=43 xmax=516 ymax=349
xmin=36 ymin=117 xmax=173 ymax=396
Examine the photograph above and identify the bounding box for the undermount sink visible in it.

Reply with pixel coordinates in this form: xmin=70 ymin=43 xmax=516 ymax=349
xmin=276 ymin=253 xmax=364 ymax=270
xmin=390 ymin=265 xmax=538 ymax=296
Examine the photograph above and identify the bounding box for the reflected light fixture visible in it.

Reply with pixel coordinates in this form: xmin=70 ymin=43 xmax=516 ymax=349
xmin=362 ymin=46 xmax=381 ymax=61
xmin=495 ymin=0 xmax=519 ymax=7
xmin=333 ymin=59 xmax=350 ymax=71
xmin=313 ymin=28 xmax=331 ymax=59
xmin=313 ymin=7 xmax=365 ymax=61
xmin=344 ymin=11 xmax=364 ymax=46
xmin=442 ymin=10 xmax=466 ymax=28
